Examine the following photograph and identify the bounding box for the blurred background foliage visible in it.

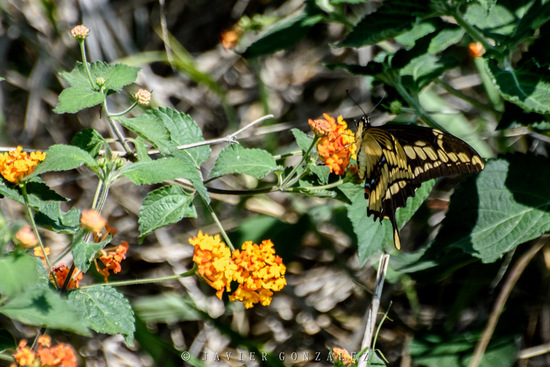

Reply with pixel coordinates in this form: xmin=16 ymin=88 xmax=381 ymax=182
xmin=1 ymin=0 xmax=550 ymax=366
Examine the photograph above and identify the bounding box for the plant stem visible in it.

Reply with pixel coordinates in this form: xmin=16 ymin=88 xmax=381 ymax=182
xmin=21 ymin=183 xmax=59 ymax=289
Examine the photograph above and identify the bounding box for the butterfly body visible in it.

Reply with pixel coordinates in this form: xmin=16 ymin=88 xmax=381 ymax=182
xmin=354 ymin=116 xmax=484 ymax=250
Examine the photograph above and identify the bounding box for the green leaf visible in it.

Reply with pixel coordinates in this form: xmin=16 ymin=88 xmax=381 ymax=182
xmin=68 ymin=286 xmax=135 ymax=346
xmin=291 ymin=128 xmax=314 ymax=154
xmin=435 ymin=155 xmax=550 ymax=263
xmin=428 ymin=27 xmax=465 ymax=54
xmin=242 ymin=11 xmax=324 ymax=58
xmin=72 ymin=235 xmax=111 ymax=273
xmin=208 ymin=144 xmax=278 ymax=179
xmin=119 ymin=157 xmax=209 ymax=203
xmin=410 ymin=332 xmax=519 ymax=367
xmin=132 ymin=293 xmax=201 ymax=323
xmin=138 ymin=185 xmax=197 ymax=243
xmin=0 ymin=254 xmax=46 ymax=298
xmin=25 ymin=180 xmax=69 ymax=202
xmin=463 ymin=3 xmax=518 ymax=40
xmin=343 ymin=180 xmax=435 ymax=265
xmin=394 ymin=21 xmax=437 ymax=47
xmin=485 ymin=59 xmax=550 ymax=114
xmin=339 ymin=0 xmax=434 ymax=47
xmin=0 ymin=286 xmax=90 ymax=336
xmin=34 ymin=202 xmax=81 ymax=234
xmin=72 ymin=129 xmax=105 ymax=157
xmin=119 ymin=107 xmax=210 ymax=166
xmin=54 ymin=87 xmax=105 ymax=114
xmin=54 ymin=62 xmax=139 ymax=114
xmin=27 ymin=144 xmax=97 ymax=180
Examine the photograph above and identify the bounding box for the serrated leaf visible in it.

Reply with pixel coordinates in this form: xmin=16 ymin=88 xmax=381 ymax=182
xmin=26 ymin=144 xmax=97 ymax=180
xmin=428 ymin=27 xmax=465 ymax=54
xmin=291 ymin=128 xmax=314 ymax=154
xmin=463 ymin=3 xmax=517 ymax=39
xmin=34 ymin=202 xmax=81 ymax=234
xmin=119 ymin=107 xmax=210 ymax=166
xmin=0 ymin=254 xmax=46 ymax=298
xmin=59 ymin=62 xmax=139 ymax=91
xmin=485 ymin=59 xmax=550 ymax=113
xmin=119 ymin=158 xmax=209 ymax=203
xmin=72 ymin=129 xmax=105 ymax=157
xmin=54 ymin=87 xmax=105 ymax=114
xmin=68 ymin=286 xmax=135 ymax=346
xmin=435 ymin=155 xmax=550 ymax=263
xmin=26 ymin=179 xmax=69 ymax=202
xmin=0 ymin=286 xmax=90 ymax=336
xmin=72 ymin=235 xmax=111 ymax=272
xmin=55 ymin=62 xmax=139 ymax=114
xmin=309 ymin=164 xmax=330 ymax=184
xmin=138 ymin=185 xmax=197 ymax=243
xmin=338 ymin=0 xmax=435 ymax=47
xmin=343 ymin=180 xmax=435 ymax=265
xmin=243 ymin=12 xmax=324 ymax=58
xmin=208 ymin=144 xmax=278 ymax=179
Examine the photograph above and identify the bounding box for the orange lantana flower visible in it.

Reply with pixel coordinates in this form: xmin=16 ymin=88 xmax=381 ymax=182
xmin=80 ymin=209 xmax=107 ymax=233
xmin=12 ymin=336 xmax=77 ymax=367
xmin=468 ymin=42 xmax=485 ymax=59
xmin=0 ymin=146 xmax=46 ymax=184
xmin=52 ymin=264 xmax=82 ymax=289
xmin=190 ymin=231 xmax=235 ymax=299
xmin=230 ymin=240 xmax=287 ymax=308
xmin=95 ymin=241 xmax=129 ymax=282
xmin=332 ymin=347 xmax=355 ymax=366
xmin=15 ymin=225 xmax=38 ymax=248
xmin=308 ymin=114 xmax=356 ymax=176
xmin=189 ymin=232 xmax=287 ymax=308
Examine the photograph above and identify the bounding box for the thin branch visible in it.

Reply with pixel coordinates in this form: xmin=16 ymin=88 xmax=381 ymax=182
xmin=146 ymin=114 xmax=274 ymax=155
xmin=468 ymin=238 xmax=547 ymax=367
xmin=358 ymin=253 xmax=390 ymax=367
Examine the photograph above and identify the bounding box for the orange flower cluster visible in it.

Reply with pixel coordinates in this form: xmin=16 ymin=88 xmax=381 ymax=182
xmin=190 ymin=231 xmax=287 ymax=309
xmin=52 ymin=264 xmax=83 ymax=289
xmin=81 ymin=209 xmax=107 ymax=233
xmin=11 ymin=336 xmax=77 ymax=367
xmin=468 ymin=42 xmax=485 ymax=59
xmin=0 ymin=146 xmax=46 ymax=184
xmin=14 ymin=226 xmax=38 ymax=248
xmin=308 ymin=114 xmax=356 ymax=176
xmin=332 ymin=347 xmax=355 ymax=366
xmin=96 ymin=241 xmax=129 ymax=282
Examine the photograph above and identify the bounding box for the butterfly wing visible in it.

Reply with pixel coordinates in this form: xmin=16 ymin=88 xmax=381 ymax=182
xmin=356 ymin=124 xmax=484 ymax=250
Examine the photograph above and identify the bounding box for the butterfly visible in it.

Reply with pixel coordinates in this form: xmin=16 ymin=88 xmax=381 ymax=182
xmin=354 ymin=115 xmax=485 ymax=250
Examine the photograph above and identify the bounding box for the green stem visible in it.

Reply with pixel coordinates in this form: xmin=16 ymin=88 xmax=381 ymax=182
xmin=79 ymin=40 xmax=95 ymax=87
xmin=434 ymin=79 xmax=499 ymax=117
xmin=109 ymin=101 xmax=138 ymax=117
xmin=450 ymin=8 xmax=497 ymax=55
xmin=394 ymin=82 xmax=445 ymax=131
xmin=79 ymin=265 xmax=197 ymax=290
xmin=280 ymin=136 xmax=319 ymax=189
xmin=201 ymin=196 xmax=235 ymax=251
xmin=21 ymin=183 xmax=60 ymax=289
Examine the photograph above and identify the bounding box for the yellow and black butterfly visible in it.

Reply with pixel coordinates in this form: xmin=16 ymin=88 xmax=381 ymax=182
xmin=354 ymin=115 xmax=484 ymax=250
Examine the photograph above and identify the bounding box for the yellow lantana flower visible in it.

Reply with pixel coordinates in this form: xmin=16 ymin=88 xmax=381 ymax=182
xmin=0 ymin=146 xmax=46 ymax=183
xmin=308 ymin=114 xmax=356 ymax=176
xmin=189 ymin=233 xmax=286 ymax=308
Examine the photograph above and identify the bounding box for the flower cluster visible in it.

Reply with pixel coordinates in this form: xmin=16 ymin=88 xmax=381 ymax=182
xmin=71 ymin=25 xmax=90 ymax=40
xmin=332 ymin=347 xmax=355 ymax=367
xmin=81 ymin=209 xmax=107 ymax=233
xmin=308 ymin=114 xmax=356 ymax=176
xmin=190 ymin=231 xmax=287 ymax=308
xmin=11 ymin=335 xmax=77 ymax=367
xmin=95 ymin=241 xmax=129 ymax=282
xmin=0 ymin=146 xmax=46 ymax=184
xmin=134 ymin=89 xmax=151 ymax=105
xmin=14 ymin=226 xmax=38 ymax=248
xmin=52 ymin=264 xmax=83 ymax=289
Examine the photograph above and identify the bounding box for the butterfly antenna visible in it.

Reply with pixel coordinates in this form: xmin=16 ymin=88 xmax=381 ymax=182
xmin=346 ymin=90 xmax=368 ymax=117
